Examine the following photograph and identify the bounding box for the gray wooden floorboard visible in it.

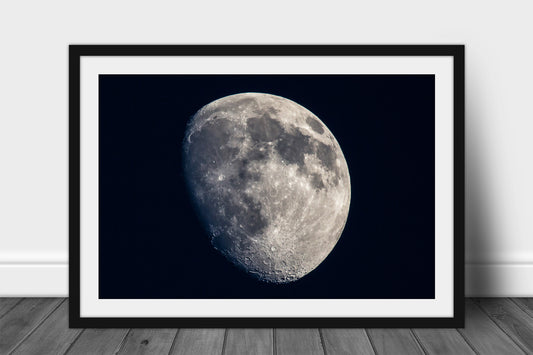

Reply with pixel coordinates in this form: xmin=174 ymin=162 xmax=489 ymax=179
xmin=169 ymin=329 xmax=225 ymax=355
xmin=320 ymin=328 xmax=375 ymax=355
xmin=276 ymin=329 xmax=324 ymax=355
xmin=117 ymin=329 xmax=177 ymax=355
xmin=0 ymin=298 xmax=21 ymax=318
xmin=224 ymin=328 xmax=273 ymax=355
xmin=11 ymin=300 xmax=82 ymax=355
xmin=366 ymin=329 xmax=424 ymax=355
xmin=0 ymin=298 xmax=63 ymax=354
xmin=476 ymin=298 xmax=533 ymax=354
xmin=65 ymin=328 xmax=129 ymax=355
xmin=514 ymin=298 xmax=533 ymax=319
xmin=413 ymin=328 xmax=476 ymax=355
xmin=3 ymin=298 xmax=533 ymax=355
xmin=458 ymin=299 xmax=525 ymax=355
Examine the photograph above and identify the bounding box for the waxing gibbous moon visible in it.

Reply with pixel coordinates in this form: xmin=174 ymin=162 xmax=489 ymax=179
xmin=182 ymin=93 xmax=351 ymax=283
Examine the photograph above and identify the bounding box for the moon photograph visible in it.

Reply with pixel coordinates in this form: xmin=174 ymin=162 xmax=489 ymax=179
xmin=98 ymin=74 xmax=436 ymax=299
xmin=183 ymin=93 xmax=351 ymax=283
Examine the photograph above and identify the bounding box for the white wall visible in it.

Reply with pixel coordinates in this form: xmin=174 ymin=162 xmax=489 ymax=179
xmin=1 ymin=1 xmax=532 ymax=296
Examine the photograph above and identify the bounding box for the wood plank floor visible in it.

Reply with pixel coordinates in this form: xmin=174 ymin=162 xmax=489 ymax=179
xmin=0 ymin=299 xmax=532 ymax=354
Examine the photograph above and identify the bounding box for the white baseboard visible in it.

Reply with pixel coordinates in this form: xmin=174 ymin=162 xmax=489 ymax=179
xmin=0 ymin=264 xmax=68 ymax=297
xmin=1 ymin=262 xmax=532 ymax=297
xmin=465 ymin=263 xmax=533 ymax=297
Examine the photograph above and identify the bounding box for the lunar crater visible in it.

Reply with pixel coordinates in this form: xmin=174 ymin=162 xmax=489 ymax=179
xmin=306 ymin=116 xmax=325 ymax=134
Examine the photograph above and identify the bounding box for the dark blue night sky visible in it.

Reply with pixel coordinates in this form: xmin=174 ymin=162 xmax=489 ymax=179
xmin=98 ymin=75 xmax=435 ymax=299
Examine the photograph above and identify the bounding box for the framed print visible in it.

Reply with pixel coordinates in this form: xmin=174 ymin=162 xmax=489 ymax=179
xmin=70 ymin=45 xmax=464 ymax=328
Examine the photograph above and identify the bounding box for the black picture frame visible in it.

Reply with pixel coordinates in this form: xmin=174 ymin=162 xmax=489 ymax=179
xmin=69 ymin=45 xmax=465 ymax=328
